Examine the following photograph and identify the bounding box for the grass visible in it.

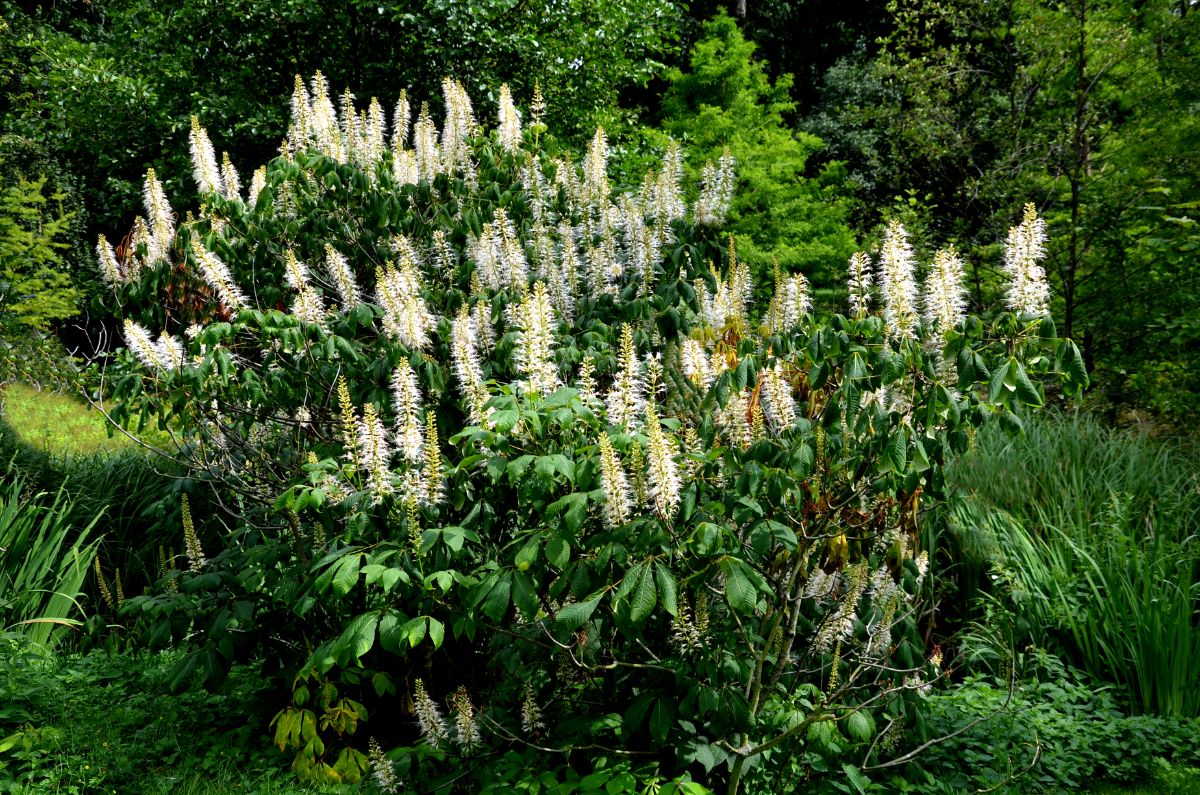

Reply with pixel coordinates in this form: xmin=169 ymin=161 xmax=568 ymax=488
xmin=0 ymin=381 xmax=176 ymax=457
xmin=0 ymin=383 xmax=137 ymax=457
xmin=946 ymin=411 xmax=1200 ymax=716
xmin=0 ymin=465 xmax=100 ymax=650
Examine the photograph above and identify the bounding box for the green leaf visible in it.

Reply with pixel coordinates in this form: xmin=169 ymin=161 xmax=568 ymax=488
xmin=427 ymin=617 xmax=445 ymax=649
xmin=629 ymin=565 xmax=657 ymax=624
xmin=655 ymin=563 xmax=678 ymax=617
xmin=622 ymin=694 xmax=655 ymax=740
xmin=911 ymin=440 xmax=931 ymax=473
xmin=378 ymin=611 xmax=404 ymax=654
xmin=403 ymin=616 xmax=427 ymax=647
xmin=721 ymin=559 xmax=756 ymax=614
xmin=481 ymin=573 xmax=511 ymax=622
xmin=1012 ymin=361 xmax=1043 ymax=406
xmin=845 ymin=710 xmax=875 ymax=742
xmin=842 ymin=763 xmax=869 ymax=795
xmin=884 ymin=426 xmax=907 ymax=473
xmin=649 ymin=698 xmax=673 ymax=744
xmin=515 ymin=537 xmax=540 ymax=570
xmin=339 ymin=613 xmax=378 ymax=662
xmin=1060 ymin=339 xmax=1089 ymax=391
xmin=546 ymin=534 xmax=570 ymax=569
xmin=331 ymin=553 xmax=362 ymax=597
xmin=845 ymin=352 xmax=868 ymax=380
xmin=546 ymin=492 xmax=588 ymax=534
xmin=555 ymin=592 xmax=602 ymax=629
xmin=512 ymin=571 xmax=539 ymax=618
xmin=988 ymin=360 xmax=1011 ymax=403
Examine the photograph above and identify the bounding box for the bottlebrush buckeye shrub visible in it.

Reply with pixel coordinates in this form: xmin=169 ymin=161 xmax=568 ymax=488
xmin=103 ymin=75 xmax=1087 ymax=791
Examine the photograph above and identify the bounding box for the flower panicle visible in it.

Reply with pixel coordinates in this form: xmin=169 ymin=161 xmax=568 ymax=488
xmin=451 ymin=686 xmax=482 ymax=751
xmin=718 ymin=388 xmax=752 ymax=449
xmin=644 ymin=402 xmax=681 ymax=521
xmin=220 ymin=152 xmax=241 ymax=202
xmin=583 ymin=127 xmax=610 ymax=202
xmin=1003 ymin=203 xmax=1051 ymax=317
xmin=95 ymin=557 xmax=114 ymax=610
xmin=847 ymin=251 xmax=873 ymax=318
xmin=248 ymin=166 xmax=267 ymax=206
xmin=760 ymin=360 xmax=797 ymax=434
xmin=451 ymin=305 xmax=488 ymax=423
xmin=520 ymin=684 xmax=545 ymax=735
xmin=413 ymin=679 xmax=450 ymax=749
xmin=191 ymin=239 xmax=247 ymax=313
xmin=923 ymin=245 xmax=968 ymax=342
xmin=422 ymin=411 xmax=444 ymax=506
xmin=336 ymin=375 xmax=360 ymax=468
xmin=324 ymin=244 xmax=361 ymax=311
xmin=605 ymin=324 xmax=645 ymax=428
xmin=879 ymin=220 xmax=919 ymax=340
xmin=362 ymin=96 xmax=387 ymax=166
xmin=529 ymin=80 xmax=546 ymax=128
xmin=507 ymin=281 xmax=560 ymax=396
xmin=368 ymin=738 xmax=400 ymax=793
xmin=680 ymin=338 xmax=713 ymax=388
xmin=496 ymin=83 xmax=522 ymax=153
xmin=391 ymin=359 xmax=425 ymax=464
xmin=413 ymin=102 xmax=439 ymax=182
xmin=392 ymin=89 xmax=411 ymax=151
xmin=768 ymin=268 xmax=811 ymax=332
xmin=123 ymin=319 xmax=175 ymax=372
xmin=189 ymin=116 xmax=223 ymax=196
xmin=142 ymin=168 xmax=174 ymax=265
xmin=377 ymin=255 xmax=436 ymax=350
xmin=182 ymin=494 xmax=206 ymax=571
xmin=97 ymin=234 xmax=122 ymax=286
xmin=597 ymin=433 xmax=632 ymax=528
xmin=813 ymin=562 xmax=869 ymax=654
xmin=357 ymin=403 xmax=393 ymax=503
xmin=694 ymin=147 xmax=735 ymax=226
xmin=288 ymin=74 xmax=312 ymax=151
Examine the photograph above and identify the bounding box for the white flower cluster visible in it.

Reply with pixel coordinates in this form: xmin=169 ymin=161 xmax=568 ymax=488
xmin=694 ymin=148 xmax=736 ymax=226
xmin=644 ymin=403 xmax=681 ymax=521
xmin=846 ymin=205 xmax=1051 ymax=339
xmin=191 ymin=239 xmax=247 ymax=314
xmin=377 ymin=238 xmax=436 ymax=350
xmin=605 ymin=324 xmax=645 ymax=429
xmin=507 ymin=282 xmax=561 ymax=396
xmin=190 ymin=115 xmax=223 ymax=196
xmin=767 ymin=271 xmax=812 ymax=333
xmin=496 ymin=83 xmax=522 ymax=153
xmin=878 ymin=220 xmax=919 ymax=341
xmin=472 ymin=207 xmax=528 ymax=290
xmin=123 ymin=319 xmax=185 ymax=373
xmin=1004 ymin=203 xmax=1051 ymax=317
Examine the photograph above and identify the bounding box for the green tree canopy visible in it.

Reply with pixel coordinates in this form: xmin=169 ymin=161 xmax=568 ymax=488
xmin=656 ymin=11 xmax=857 ymax=291
xmin=0 ymin=172 xmax=77 ymax=329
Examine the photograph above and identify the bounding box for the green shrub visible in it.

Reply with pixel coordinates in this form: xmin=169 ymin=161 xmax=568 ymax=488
xmin=99 ymin=74 xmax=1080 ymax=791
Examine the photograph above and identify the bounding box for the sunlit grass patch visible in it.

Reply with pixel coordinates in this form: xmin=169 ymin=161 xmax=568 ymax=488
xmin=0 ymin=383 xmax=168 ymax=456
